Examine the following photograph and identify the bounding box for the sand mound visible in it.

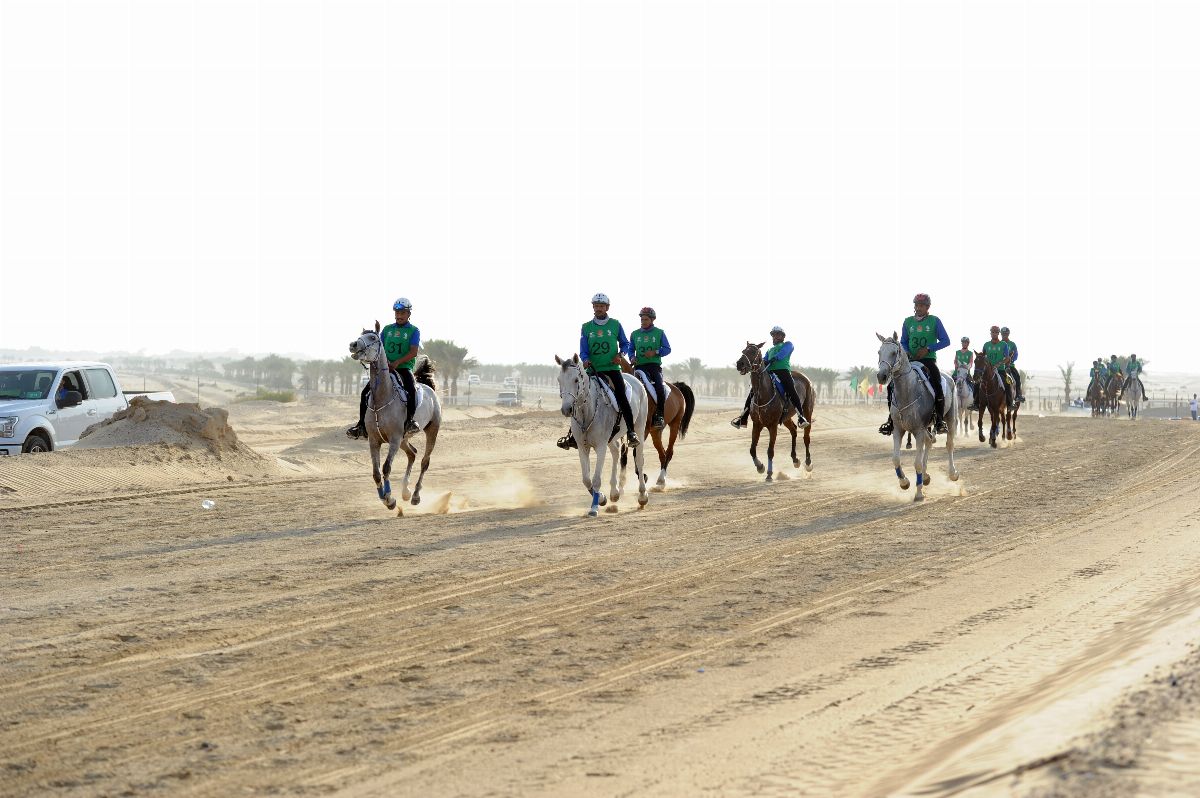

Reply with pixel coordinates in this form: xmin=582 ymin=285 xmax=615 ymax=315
xmin=78 ymin=397 xmax=255 ymax=456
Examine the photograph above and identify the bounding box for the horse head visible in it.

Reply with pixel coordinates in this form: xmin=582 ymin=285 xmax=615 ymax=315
xmin=875 ymin=332 xmax=904 ymax=385
xmin=349 ymin=330 xmax=383 ymax=364
xmin=736 ymin=342 xmax=765 ymax=375
xmin=555 ymin=354 xmax=588 ymax=417
xmin=953 ymin=364 xmax=970 ymax=384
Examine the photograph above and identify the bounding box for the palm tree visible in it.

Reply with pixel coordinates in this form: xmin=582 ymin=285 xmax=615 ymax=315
xmin=804 ymin=367 xmax=839 ymax=402
xmin=1058 ymin=361 xmax=1074 ymax=405
xmin=422 ymin=339 xmax=477 ymax=397
xmin=682 ymin=357 xmax=706 ymax=394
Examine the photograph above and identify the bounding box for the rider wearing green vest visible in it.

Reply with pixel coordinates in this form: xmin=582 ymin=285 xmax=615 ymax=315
xmin=1108 ymin=354 xmax=1123 ymax=380
xmin=347 ymin=296 xmax=422 ymax=439
xmin=731 ymin=326 xmax=810 ymax=430
xmin=956 ymin=338 xmax=975 ymax=410
xmin=557 ymin=293 xmax=640 ymax=451
xmin=976 ymin=326 xmax=1011 ymax=407
xmin=880 ymin=293 xmax=950 ymax=436
xmin=999 ymin=326 xmax=1025 ymax=403
xmin=1126 ymin=353 xmax=1145 ymax=396
xmin=629 ymin=307 xmax=672 ymax=430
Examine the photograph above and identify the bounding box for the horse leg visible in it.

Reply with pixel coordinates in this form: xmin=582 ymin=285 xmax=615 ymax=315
xmin=750 ymin=422 xmax=765 ymax=474
xmin=803 ymin=423 xmax=813 ymax=472
xmin=765 ymin=424 xmax=778 ymax=482
xmin=654 ymin=424 xmax=676 ymax=491
xmin=634 ymin=434 xmax=649 ymax=507
xmin=397 ymin=438 xmax=417 ymax=501
xmin=409 ymin=423 xmax=439 ymax=505
xmin=381 ymin=439 xmax=401 ymax=511
xmin=370 ymin=439 xmax=393 ymax=509
xmin=978 ymin=406 xmax=986 ymax=443
xmin=578 ymin=447 xmax=601 ymax=516
xmin=599 ymin=444 xmax=618 ymax=513
xmin=608 ymin=439 xmax=622 ymax=509
xmin=913 ymin=436 xmax=926 ymax=502
xmin=893 ymin=429 xmax=909 ymax=490
xmin=783 ymin=416 xmax=800 ymax=468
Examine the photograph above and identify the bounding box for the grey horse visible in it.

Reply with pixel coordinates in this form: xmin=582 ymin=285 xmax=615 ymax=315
xmin=349 ymin=328 xmax=442 ymax=514
xmin=876 ymin=332 xmax=960 ymax=502
xmin=555 ymin=355 xmax=649 ymax=517
xmin=954 ymin=364 xmax=974 ymax=435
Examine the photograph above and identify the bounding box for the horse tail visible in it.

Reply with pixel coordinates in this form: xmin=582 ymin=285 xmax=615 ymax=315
xmin=414 ymin=356 xmax=437 ymax=390
xmin=674 ymin=382 xmax=696 ymax=439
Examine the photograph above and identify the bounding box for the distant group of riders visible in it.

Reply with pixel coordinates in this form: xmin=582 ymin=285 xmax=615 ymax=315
xmin=1086 ymin=354 xmax=1146 ymax=416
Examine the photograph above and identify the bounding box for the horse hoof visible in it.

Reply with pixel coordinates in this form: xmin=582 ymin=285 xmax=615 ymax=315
xmin=598 ymin=494 xmax=608 ymax=506
xmin=402 ymin=489 xmax=412 ymax=501
xmin=913 ymin=494 xmax=925 ymax=503
xmin=756 ymin=464 xmax=765 ymax=474
xmin=949 ymin=472 xmax=960 ymax=482
xmin=638 ymin=494 xmax=648 ymax=507
xmin=792 ymin=459 xmax=800 ymax=468
xmin=765 ymin=474 xmax=773 ymax=482
xmin=924 ymin=473 xmax=933 ymax=485
xmin=651 ymin=484 xmax=665 ymax=493
xmin=411 ymin=495 xmax=421 ymax=506
xmin=805 ymin=463 xmax=813 ymax=473
xmin=588 ymin=508 xmax=598 ymax=517
xmin=385 ymin=498 xmax=397 ymax=510
xmin=899 ymin=480 xmax=910 ymax=490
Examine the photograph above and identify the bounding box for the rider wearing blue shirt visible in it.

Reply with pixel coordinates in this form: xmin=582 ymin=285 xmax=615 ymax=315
xmin=731 ymin=327 xmax=810 ymax=430
xmin=627 ymin=307 xmax=672 ymax=430
xmin=999 ymin=326 xmax=1025 ymax=403
xmin=881 ymin=293 xmax=951 ymax=436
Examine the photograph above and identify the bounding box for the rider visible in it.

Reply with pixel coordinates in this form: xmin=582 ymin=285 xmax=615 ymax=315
xmin=731 ymin=327 xmax=811 ymax=430
xmin=628 ymin=307 xmax=671 ymax=431
xmin=561 ymin=293 xmax=639 ymax=449
xmin=879 ymin=293 xmax=949 ymax=436
xmin=955 ymin=337 xmax=974 ymax=409
xmin=1108 ymin=354 xmax=1123 ymax=381
xmin=979 ymin=326 xmax=1008 ymax=405
xmin=346 ymin=297 xmax=421 ymax=439
xmin=999 ymin=326 xmax=1025 ymax=403
xmin=1126 ymin=353 xmax=1146 ymax=395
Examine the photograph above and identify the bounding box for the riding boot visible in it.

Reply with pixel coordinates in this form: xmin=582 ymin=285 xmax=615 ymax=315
xmin=795 ymin=414 xmax=810 ymax=429
xmin=556 ymin=430 xmax=577 ymax=450
xmin=933 ymin=398 xmax=948 ymax=434
xmin=879 ymin=416 xmax=894 ymax=435
xmin=731 ymin=410 xmax=750 ymax=429
xmin=346 ymin=421 xmax=366 ymax=439
xmin=652 ymin=413 xmax=665 ymax=430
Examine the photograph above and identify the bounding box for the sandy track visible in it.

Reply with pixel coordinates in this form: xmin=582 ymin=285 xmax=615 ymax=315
xmin=3 ymin=409 xmax=1200 ymax=796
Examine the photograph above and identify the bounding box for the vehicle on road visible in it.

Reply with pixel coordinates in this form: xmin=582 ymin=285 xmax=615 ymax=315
xmin=503 ymin=377 xmax=518 ymax=389
xmin=0 ymin=362 xmax=174 ymax=454
xmin=495 ymin=391 xmax=522 ymax=408
xmin=468 ymin=374 xmax=481 ymax=386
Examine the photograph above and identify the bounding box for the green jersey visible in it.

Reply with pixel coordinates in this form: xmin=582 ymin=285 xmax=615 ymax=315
xmin=582 ymin=318 xmax=623 ymax=372
xmin=765 ymin=342 xmax=791 ymax=371
xmin=630 ymin=327 xmax=665 ymax=366
xmin=1109 ymin=359 xmax=1122 ymax=375
xmin=982 ymin=340 xmax=1007 ymax=367
xmin=1127 ymin=357 xmax=1142 ymax=374
xmin=954 ymin=349 xmax=972 ymax=367
xmin=382 ymin=322 xmax=419 ymax=370
xmin=903 ymin=315 xmax=941 ymax=361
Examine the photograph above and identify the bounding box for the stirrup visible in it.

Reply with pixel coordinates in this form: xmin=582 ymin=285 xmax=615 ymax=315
xmin=879 ymin=418 xmax=894 ymax=435
xmin=934 ymin=419 xmax=948 ymax=434
xmin=405 ymin=421 xmax=419 ymax=434
xmin=556 ymin=434 xmax=577 ymax=450
xmin=627 ymin=431 xmax=640 ymax=446
xmin=796 ymin=415 xmax=810 ymax=429
xmin=731 ymin=416 xmax=747 ymax=429
xmin=652 ymin=414 xmax=665 ymax=430
xmin=346 ymin=422 xmax=366 ymax=440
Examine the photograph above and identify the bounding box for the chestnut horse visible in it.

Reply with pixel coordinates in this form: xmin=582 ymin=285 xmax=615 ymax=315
xmin=972 ymin=354 xmax=1009 ymax=447
xmin=618 ymin=361 xmax=696 ymax=491
xmin=734 ymin=342 xmax=815 ymax=481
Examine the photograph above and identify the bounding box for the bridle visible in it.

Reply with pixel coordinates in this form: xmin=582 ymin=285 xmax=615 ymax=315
xmin=878 ymin=339 xmax=925 ymax=416
xmin=560 ymin=362 xmax=598 ymax=437
xmin=352 ymin=333 xmax=398 ymax=423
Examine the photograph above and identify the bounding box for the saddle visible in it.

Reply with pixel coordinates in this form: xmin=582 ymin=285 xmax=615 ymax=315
xmin=595 ymin=375 xmax=632 ymax=414
xmin=907 ymin=364 xmax=937 ymax=399
xmin=635 ymin=371 xmax=672 ymax=403
xmin=769 ymin=372 xmax=795 ymax=409
xmin=368 ymin=372 xmax=422 ymax=408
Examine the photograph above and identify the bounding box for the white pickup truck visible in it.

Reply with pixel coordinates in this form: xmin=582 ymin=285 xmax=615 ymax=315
xmin=0 ymin=362 xmax=175 ymax=454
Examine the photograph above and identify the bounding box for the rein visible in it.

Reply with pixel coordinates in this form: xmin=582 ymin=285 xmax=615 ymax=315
xmin=880 ymin=342 xmax=923 ymax=416
xmin=361 ymin=336 xmax=399 ymax=425
xmin=562 ymin=365 xmax=600 ymax=439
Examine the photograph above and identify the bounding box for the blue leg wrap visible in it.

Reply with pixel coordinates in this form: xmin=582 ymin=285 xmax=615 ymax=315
xmin=895 ymin=467 xmax=903 ymax=478
xmin=916 ymin=473 xmax=923 ymax=486
xmin=591 ymin=491 xmax=600 ymax=506
xmin=383 ymin=479 xmax=391 ymax=495
xmin=377 ymin=486 xmax=385 ymax=499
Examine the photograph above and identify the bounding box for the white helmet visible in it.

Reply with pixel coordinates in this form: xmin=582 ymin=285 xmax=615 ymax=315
xmin=591 ymin=293 xmax=610 ymax=305
xmin=392 ymin=297 xmax=413 ymax=311
xmin=770 ymin=325 xmax=785 ymax=335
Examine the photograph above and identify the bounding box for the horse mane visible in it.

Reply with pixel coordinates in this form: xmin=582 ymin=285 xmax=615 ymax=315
xmin=414 ymin=356 xmax=437 ymax=390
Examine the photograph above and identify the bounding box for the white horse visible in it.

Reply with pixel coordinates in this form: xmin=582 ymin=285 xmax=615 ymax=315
xmin=349 ymin=329 xmax=442 ymax=514
xmin=876 ymin=333 xmax=960 ymax=502
xmin=555 ymin=355 xmax=649 ymax=517
xmin=1124 ymin=374 xmax=1144 ymax=419
xmin=954 ymin=365 xmax=974 ymax=435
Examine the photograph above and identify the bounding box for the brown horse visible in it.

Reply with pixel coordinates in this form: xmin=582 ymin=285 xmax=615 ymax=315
xmin=735 ymin=342 xmax=815 ymax=481
xmin=618 ymin=361 xmax=696 ymax=491
xmin=1087 ymin=377 xmax=1107 ymax=417
xmin=973 ymin=354 xmax=1009 ymax=447
xmin=1105 ymin=373 xmax=1124 ymax=417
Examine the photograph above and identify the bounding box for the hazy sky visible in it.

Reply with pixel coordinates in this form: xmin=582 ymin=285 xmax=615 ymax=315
xmin=1 ymin=1 xmax=1196 ymax=373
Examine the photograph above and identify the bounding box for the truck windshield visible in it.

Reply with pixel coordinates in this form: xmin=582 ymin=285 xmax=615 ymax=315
xmin=0 ymin=369 xmax=59 ymax=400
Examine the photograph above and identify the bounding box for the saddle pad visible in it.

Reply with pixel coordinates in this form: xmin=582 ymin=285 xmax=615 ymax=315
xmin=595 ymin=375 xmax=632 ymax=413
xmin=386 ymin=372 xmax=424 ymax=408
xmin=635 ymin=371 xmax=672 ymax=402
xmin=908 ymin=364 xmax=936 ymax=398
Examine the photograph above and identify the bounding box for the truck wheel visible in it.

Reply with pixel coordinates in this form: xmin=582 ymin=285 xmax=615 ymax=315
xmin=22 ymin=432 xmax=51 ymax=453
